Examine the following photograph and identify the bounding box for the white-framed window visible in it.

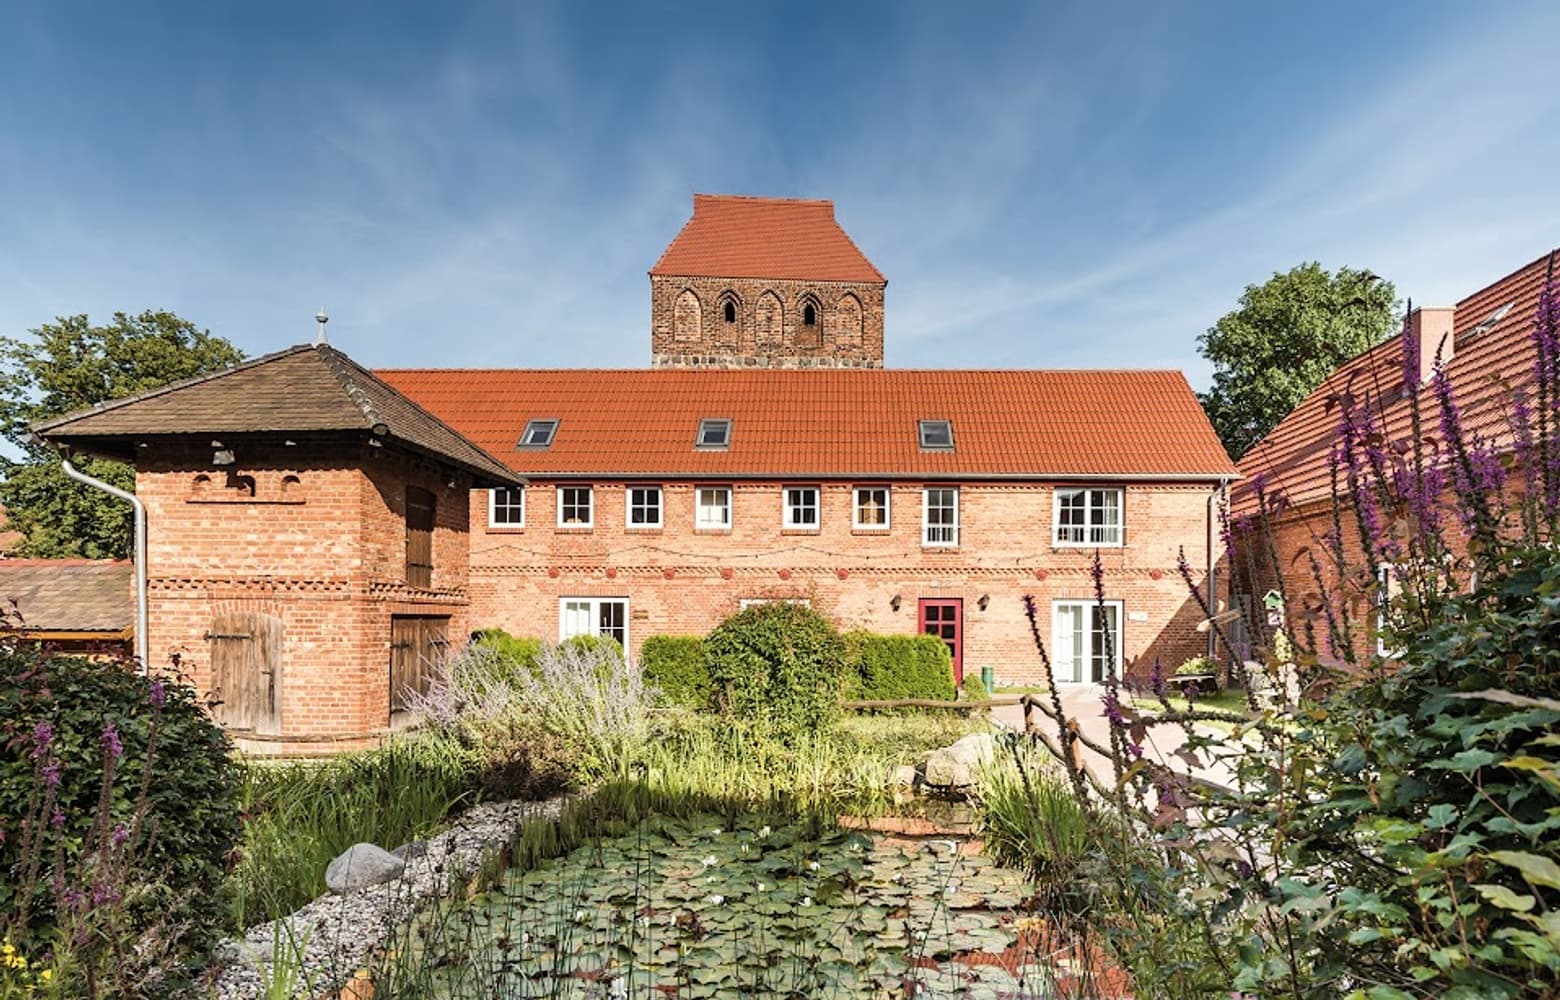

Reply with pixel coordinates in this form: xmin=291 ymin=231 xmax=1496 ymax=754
xmin=1376 ymin=563 xmax=1402 ymax=658
xmin=918 ymin=419 xmax=954 ymax=450
xmin=626 ymin=486 xmax=663 ymax=529
xmin=557 ymin=485 xmax=593 ymax=527
xmin=696 ymin=418 xmax=732 ymax=449
xmin=1051 ymin=600 xmax=1123 ymax=684
xmin=559 ymin=597 xmax=628 ymax=648
xmin=739 ymin=597 xmax=813 ymax=610
xmin=783 ymin=486 xmax=820 ymax=528
xmin=696 ymin=486 xmax=732 ymax=529
xmin=922 ymin=487 xmax=959 ymax=547
xmin=853 ymin=486 xmax=890 ymax=530
xmin=1053 ymin=487 xmax=1123 ymax=546
xmin=488 ymin=487 xmax=524 ymax=527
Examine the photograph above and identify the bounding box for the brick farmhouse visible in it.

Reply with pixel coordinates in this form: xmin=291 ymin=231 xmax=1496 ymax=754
xmin=1231 ymin=249 xmax=1558 ymax=661
xmin=38 ymin=194 xmax=1237 ymax=751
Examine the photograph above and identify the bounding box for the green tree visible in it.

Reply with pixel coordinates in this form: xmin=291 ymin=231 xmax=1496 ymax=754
xmin=1198 ymin=263 xmax=1397 ymax=459
xmin=0 ymin=311 xmax=244 ymax=558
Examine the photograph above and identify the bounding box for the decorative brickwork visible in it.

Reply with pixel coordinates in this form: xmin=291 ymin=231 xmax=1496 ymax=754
xmin=651 ymin=276 xmax=885 ymax=368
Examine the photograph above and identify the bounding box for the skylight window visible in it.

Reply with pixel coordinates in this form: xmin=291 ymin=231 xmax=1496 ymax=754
xmin=1466 ymin=300 xmax=1516 ymax=341
xmin=918 ymin=419 xmax=954 ymax=450
xmin=697 ymin=418 xmax=732 ymax=449
xmin=519 ymin=419 xmax=559 ymax=448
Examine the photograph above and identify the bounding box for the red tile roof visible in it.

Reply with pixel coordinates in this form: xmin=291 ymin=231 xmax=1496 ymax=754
xmin=650 ymin=194 xmax=886 ymax=284
xmin=1236 ymin=248 xmax=1559 ymax=512
xmin=375 ymin=368 xmax=1237 ymax=481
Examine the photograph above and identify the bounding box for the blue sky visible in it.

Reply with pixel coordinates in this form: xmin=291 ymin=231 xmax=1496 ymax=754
xmin=1 ymin=2 xmax=1556 ymax=389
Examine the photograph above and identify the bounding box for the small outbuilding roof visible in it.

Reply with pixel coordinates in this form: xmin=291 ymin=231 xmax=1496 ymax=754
xmin=33 ymin=343 xmax=523 ymax=487
xmin=0 ymin=559 xmax=133 ymax=636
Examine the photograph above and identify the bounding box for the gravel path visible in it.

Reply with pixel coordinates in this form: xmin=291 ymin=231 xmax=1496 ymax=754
xmin=210 ymin=794 xmax=571 ymax=1000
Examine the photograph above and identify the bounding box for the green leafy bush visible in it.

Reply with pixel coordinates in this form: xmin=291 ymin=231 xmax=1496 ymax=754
xmin=705 ymin=603 xmax=842 ymax=735
xmin=471 ymin=628 xmax=544 ymax=672
xmin=559 ymin=633 xmax=623 ymax=662
xmin=1173 ymin=656 xmax=1215 ymax=677
xmin=0 ymin=649 xmax=241 ymax=985
xmin=640 ymin=635 xmax=711 ymax=709
xmin=843 ymin=631 xmax=955 ymax=701
xmin=960 ymin=672 xmax=988 ymax=702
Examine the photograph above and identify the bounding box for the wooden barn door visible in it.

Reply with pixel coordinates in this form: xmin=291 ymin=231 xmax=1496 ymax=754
xmin=389 ymin=615 xmax=450 ymax=715
xmin=207 ymin=611 xmax=283 ymax=736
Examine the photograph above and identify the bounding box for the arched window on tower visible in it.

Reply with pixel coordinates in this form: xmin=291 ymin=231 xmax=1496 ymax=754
xmin=796 ymin=293 xmax=823 ymax=348
xmin=803 ymin=303 xmax=817 ymax=327
xmin=723 ymin=300 xmax=736 ymax=324
xmin=673 ymin=289 xmax=703 ymax=342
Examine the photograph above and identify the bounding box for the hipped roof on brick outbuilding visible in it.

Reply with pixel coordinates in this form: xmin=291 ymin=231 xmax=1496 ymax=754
xmin=32 ymin=343 xmax=524 ymax=487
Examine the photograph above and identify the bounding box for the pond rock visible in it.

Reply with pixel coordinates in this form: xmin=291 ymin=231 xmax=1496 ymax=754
xmin=325 ymin=842 xmax=405 ymax=894
xmin=923 ymin=732 xmax=997 ymax=789
xmin=391 ymin=839 xmax=428 ymax=861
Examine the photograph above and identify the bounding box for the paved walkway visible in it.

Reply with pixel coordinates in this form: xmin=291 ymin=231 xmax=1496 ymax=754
xmin=989 ymin=687 xmax=1238 ymax=791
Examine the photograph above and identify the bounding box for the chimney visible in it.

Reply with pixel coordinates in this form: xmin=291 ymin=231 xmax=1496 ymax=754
xmin=1408 ymin=306 xmax=1455 ymax=385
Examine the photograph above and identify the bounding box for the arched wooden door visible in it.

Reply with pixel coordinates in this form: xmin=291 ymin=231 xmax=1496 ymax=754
xmin=207 ymin=611 xmax=283 ymax=736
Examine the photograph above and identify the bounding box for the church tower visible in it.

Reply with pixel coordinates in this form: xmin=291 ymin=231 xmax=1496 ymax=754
xmin=649 ymin=194 xmax=886 ymax=369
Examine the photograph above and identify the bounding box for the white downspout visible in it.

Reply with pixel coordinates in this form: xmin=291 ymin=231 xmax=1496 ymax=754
xmin=59 ymin=454 xmax=149 ymax=671
xmin=1207 ymin=478 xmax=1229 ymax=661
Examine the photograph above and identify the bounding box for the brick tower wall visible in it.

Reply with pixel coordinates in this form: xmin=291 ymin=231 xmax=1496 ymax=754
xmin=650 ymin=276 xmax=886 ymax=369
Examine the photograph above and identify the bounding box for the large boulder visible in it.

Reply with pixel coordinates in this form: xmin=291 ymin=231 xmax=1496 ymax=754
xmin=922 ymin=732 xmax=997 ymax=789
xmin=325 ymin=843 xmax=405 ymax=894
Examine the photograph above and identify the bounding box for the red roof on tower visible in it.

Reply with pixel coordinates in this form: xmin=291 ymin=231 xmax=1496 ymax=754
xmin=650 ymin=194 xmax=886 ymax=284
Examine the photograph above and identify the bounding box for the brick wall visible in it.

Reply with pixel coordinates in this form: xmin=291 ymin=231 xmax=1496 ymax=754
xmin=468 ymin=479 xmax=1222 ymax=684
xmin=136 ymin=435 xmax=473 ymax=751
xmin=650 ymin=275 xmax=885 ymax=369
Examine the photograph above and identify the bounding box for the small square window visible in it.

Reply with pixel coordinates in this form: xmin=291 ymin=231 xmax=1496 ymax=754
xmin=557 ymin=485 xmax=593 ymax=527
xmin=784 ymin=486 xmax=820 ymax=528
xmin=627 ymin=486 xmax=663 ymax=528
xmin=697 ymin=418 xmax=732 ymax=449
xmin=519 ymin=419 xmax=559 ymax=448
xmin=919 ymin=420 xmax=954 ymax=450
xmin=696 ymin=486 xmax=732 ymax=529
xmin=853 ymin=487 xmax=890 ymax=529
xmin=489 ymin=487 xmax=524 ymax=527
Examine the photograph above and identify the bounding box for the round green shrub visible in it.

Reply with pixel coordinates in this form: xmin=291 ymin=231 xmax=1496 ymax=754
xmin=558 ymin=633 xmax=623 ymax=662
xmin=705 ymin=603 xmax=842 ymax=734
xmin=1174 ymin=655 xmax=1216 ymax=677
xmin=960 ymin=672 xmax=989 ymax=702
xmin=639 ymin=635 xmax=711 ymax=709
xmin=0 ymin=648 xmax=241 ymax=961
xmin=471 ymin=627 xmax=544 ymax=673
xmin=843 ymin=631 xmax=956 ymax=701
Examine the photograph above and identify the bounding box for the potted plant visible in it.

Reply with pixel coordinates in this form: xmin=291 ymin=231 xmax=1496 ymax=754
xmin=1173 ymin=656 xmax=1220 ymax=694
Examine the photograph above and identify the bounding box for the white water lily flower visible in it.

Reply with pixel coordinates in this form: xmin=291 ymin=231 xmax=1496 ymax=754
xmin=757 ymin=825 xmax=771 ymax=838
xmin=702 ymin=855 xmax=718 ymax=868
xmin=706 ymin=894 xmax=725 ymax=905
xmin=756 ymin=882 xmax=768 ymax=892
xmin=801 ymin=895 xmax=813 ymax=906
xmin=808 ymin=861 xmax=820 ymax=872
xmin=710 ymin=828 xmax=722 ymax=836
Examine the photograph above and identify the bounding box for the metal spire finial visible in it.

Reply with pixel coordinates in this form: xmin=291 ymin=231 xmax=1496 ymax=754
xmin=314 ymin=307 xmax=329 ymax=345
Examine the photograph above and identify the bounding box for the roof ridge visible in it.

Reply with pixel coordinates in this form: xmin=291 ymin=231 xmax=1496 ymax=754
xmin=694 ymin=192 xmax=834 ymax=208
xmin=314 ymin=344 xmax=384 ymax=431
xmin=30 ymin=343 xmax=313 ymax=435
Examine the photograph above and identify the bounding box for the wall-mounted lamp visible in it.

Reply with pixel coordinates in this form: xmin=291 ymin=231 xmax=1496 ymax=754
xmin=446 ymin=477 xmax=458 ymax=490
xmin=978 ymin=594 xmax=990 ymax=611
xmin=212 ymin=449 xmax=235 ymax=466
xmin=889 ymin=594 xmax=902 ymax=612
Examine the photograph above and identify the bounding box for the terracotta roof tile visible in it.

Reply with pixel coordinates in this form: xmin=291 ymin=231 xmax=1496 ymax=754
xmin=375 ymin=368 xmax=1237 ymax=480
xmin=650 ymin=194 xmax=886 ymax=283
xmin=0 ymin=559 xmax=132 ymax=633
xmin=1236 ymin=248 xmax=1559 ymax=512
xmin=34 ymin=344 xmax=523 ymax=487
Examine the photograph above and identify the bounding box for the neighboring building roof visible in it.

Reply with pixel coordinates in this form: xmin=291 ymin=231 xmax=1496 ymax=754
xmin=650 ymin=194 xmax=886 ymax=284
xmin=0 ymin=559 xmax=132 ymax=635
xmin=1236 ymin=248 xmax=1558 ymax=512
xmin=376 ymin=368 xmax=1238 ymax=480
xmin=33 ymin=343 xmax=523 ymax=487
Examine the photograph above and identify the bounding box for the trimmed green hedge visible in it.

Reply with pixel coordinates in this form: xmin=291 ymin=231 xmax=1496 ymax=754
xmin=706 ymin=602 xmax=842 ymax=734
xmin=844 ymin=631 xmax=956 ymax=701
xmin=640 ymin=635 xmax=712 ymax=709
xmin=471 ymin=628 xmax=544 ymax=672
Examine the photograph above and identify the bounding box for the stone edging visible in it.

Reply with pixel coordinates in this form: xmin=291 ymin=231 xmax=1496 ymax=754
xmin=210 ymin=794 xmax=571 ymax=999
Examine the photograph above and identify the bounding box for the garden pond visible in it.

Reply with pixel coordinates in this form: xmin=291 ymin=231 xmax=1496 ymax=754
xmin=381 ymin=811 xmax=1064 ymax=998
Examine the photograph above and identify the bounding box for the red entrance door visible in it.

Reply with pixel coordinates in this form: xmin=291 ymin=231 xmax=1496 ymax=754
xmin=918 ymin=599 xmax=963 ymax=683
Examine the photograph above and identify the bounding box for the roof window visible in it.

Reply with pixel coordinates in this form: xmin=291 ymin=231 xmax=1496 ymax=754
xmin=697 ymin=418 xmax=732 ymax=450
xmin=1465 ymin=300 xmax=1516 ymax=341
xmin=519 ymin=419 xmax=559 ymax=448
xmin=918 ymin=419 xmax=954 ymax=450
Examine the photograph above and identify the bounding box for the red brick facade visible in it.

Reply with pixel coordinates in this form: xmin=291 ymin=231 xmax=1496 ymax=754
xmin=466 ymin=479 xmax=1223 ymax=685
xmin=137 ymin=437 xmax=476 ymax=754
xmin=650 ymin=276 xmax=886 ymax=369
